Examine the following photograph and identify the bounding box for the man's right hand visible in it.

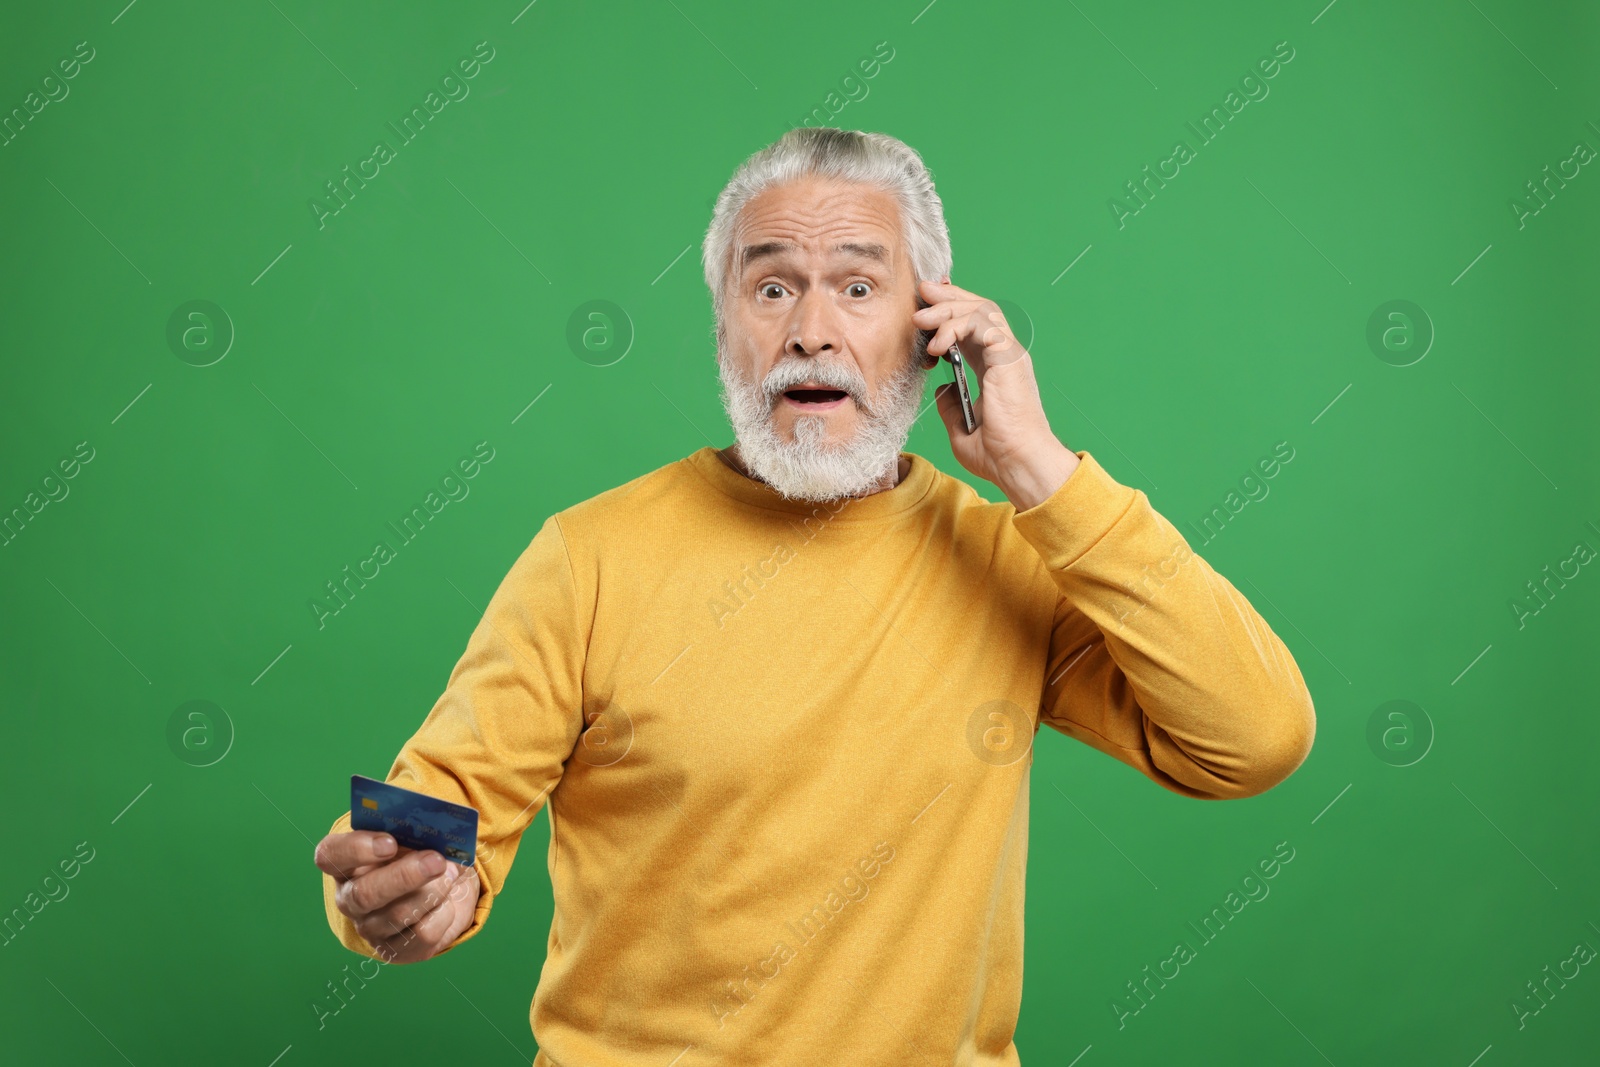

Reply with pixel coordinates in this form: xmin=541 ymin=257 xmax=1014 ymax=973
xmin=314 ymin=830 xmax=481 ymax=963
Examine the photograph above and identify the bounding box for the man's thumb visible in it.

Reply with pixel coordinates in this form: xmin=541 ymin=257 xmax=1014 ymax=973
xmin=932 ymin=381 xmax=963 ymax=436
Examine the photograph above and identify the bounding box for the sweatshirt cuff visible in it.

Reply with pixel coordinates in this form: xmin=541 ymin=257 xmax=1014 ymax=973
xmin=1010 ymin=450 xmax=1138 ymax=571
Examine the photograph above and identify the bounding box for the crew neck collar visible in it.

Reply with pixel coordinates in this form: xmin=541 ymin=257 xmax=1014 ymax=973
xmin=685 ymin=446 xmax=937 ymax=523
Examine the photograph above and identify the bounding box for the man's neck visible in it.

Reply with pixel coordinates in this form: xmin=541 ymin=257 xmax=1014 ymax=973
xmin=716 ymin=445 xmax=909 ymax=498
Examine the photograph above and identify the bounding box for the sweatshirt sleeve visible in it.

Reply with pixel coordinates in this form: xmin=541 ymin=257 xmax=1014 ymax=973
xmin=1011 ymin=450 xmax=1315 ymax=800
xmin=320 ymin=513 xmax=589 ymax=959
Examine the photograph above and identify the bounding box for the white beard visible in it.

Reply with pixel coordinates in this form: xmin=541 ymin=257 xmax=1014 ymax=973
xmin=715 ymin=341 xmax=930 ymax=504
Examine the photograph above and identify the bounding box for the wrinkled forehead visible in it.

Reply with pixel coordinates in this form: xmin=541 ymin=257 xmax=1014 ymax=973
xmin=732 ymin=179 xmax=905 ymax=277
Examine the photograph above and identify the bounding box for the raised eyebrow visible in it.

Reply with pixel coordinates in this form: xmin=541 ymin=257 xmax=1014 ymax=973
xmin=740 ymin=241 xmax=890 ymax=274
xmin=832 ymin=242 xmax=889 ymax=265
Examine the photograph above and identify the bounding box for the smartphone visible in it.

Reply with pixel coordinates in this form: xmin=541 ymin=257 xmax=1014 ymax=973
xmin=916 ymin=298 xmax=977 ymax=434
xmin=946 ymin=343 xmax=977 ymax=434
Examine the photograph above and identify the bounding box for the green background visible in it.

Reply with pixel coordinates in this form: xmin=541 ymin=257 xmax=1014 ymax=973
xmin=2 ymin=0 xmax=1597 ymax=1063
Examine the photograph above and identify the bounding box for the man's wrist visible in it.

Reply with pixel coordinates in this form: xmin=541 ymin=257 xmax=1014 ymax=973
xmin=996 ymin=438 xmax=1080 ymax=512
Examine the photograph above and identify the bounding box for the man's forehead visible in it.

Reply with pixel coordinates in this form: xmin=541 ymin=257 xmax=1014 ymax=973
xmin=734 ymin=180 xmax=903 ymax=273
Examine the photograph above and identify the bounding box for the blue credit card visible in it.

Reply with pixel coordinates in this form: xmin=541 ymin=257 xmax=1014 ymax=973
xmin=349 ymin=775 xmax=479 ymax=866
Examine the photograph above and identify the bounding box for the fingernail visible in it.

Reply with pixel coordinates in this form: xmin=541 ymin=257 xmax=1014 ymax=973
xmin=374 ymin=835 xmax=396 ymax=857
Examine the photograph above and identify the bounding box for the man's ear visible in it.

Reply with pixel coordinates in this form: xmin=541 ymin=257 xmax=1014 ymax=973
xmin=913 ymin=289 xmax=939 ymax=369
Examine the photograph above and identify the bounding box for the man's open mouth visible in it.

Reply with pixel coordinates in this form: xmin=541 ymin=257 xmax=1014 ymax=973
xmin=781 ymin=387 xmax=850 ymax=407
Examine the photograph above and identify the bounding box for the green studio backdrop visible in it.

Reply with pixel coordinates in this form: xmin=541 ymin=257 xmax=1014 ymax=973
xmin=2 ymin=0 xmax=1597 ymax=1063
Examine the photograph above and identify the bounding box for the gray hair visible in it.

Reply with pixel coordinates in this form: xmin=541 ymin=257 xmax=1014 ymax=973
xmin=701 ymin=127 xmax=952 ymax=344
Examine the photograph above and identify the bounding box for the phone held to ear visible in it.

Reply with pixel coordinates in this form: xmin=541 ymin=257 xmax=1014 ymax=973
xmin=917 ymin=299 xmax=977 ymax=434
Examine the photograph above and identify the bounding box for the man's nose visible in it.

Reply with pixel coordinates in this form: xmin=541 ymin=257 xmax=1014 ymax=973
xmin=785 ymin=291 xmax=840 ymax=356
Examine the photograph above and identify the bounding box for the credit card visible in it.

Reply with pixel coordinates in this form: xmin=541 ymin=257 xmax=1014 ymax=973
xmin=349 ymin=775 xmax=479 ymax=866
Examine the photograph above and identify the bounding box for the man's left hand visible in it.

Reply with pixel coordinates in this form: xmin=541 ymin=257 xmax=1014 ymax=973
xmin=914 ymin=278 xmax=1080 ymax=511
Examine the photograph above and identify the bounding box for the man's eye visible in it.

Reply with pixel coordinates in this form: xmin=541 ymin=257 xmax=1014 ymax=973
xmin=760 ymin=284 xmax=786 ymax=299
xmin=847 ymin=283 xmax=870 ymax=297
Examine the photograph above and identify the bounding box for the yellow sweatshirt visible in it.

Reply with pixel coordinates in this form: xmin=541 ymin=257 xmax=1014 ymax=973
xmin=320 ymin=446 xmax=1315 ymax=1065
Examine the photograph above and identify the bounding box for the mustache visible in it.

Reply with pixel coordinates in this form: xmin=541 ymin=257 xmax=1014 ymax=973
xmin=761 ymin=359 xmax=866 ymax=401
xmin=755 ymin=353 xmax=926 ymax=414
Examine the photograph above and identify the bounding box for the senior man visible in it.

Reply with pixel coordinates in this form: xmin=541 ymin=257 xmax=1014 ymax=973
xmin=313 ymin=126 xmax=1316 ymax=1064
